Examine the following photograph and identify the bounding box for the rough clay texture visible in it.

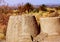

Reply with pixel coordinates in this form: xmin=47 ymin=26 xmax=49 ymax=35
xmin=6 ymin=15 xmax=39 ymax=42
xmin=2 ymin=16 xmax=60 ymax=42
xmin=34 ymin=33 xmax=60 ymax=42
xmin=34 ymin=17 xmax=60 ymax=42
